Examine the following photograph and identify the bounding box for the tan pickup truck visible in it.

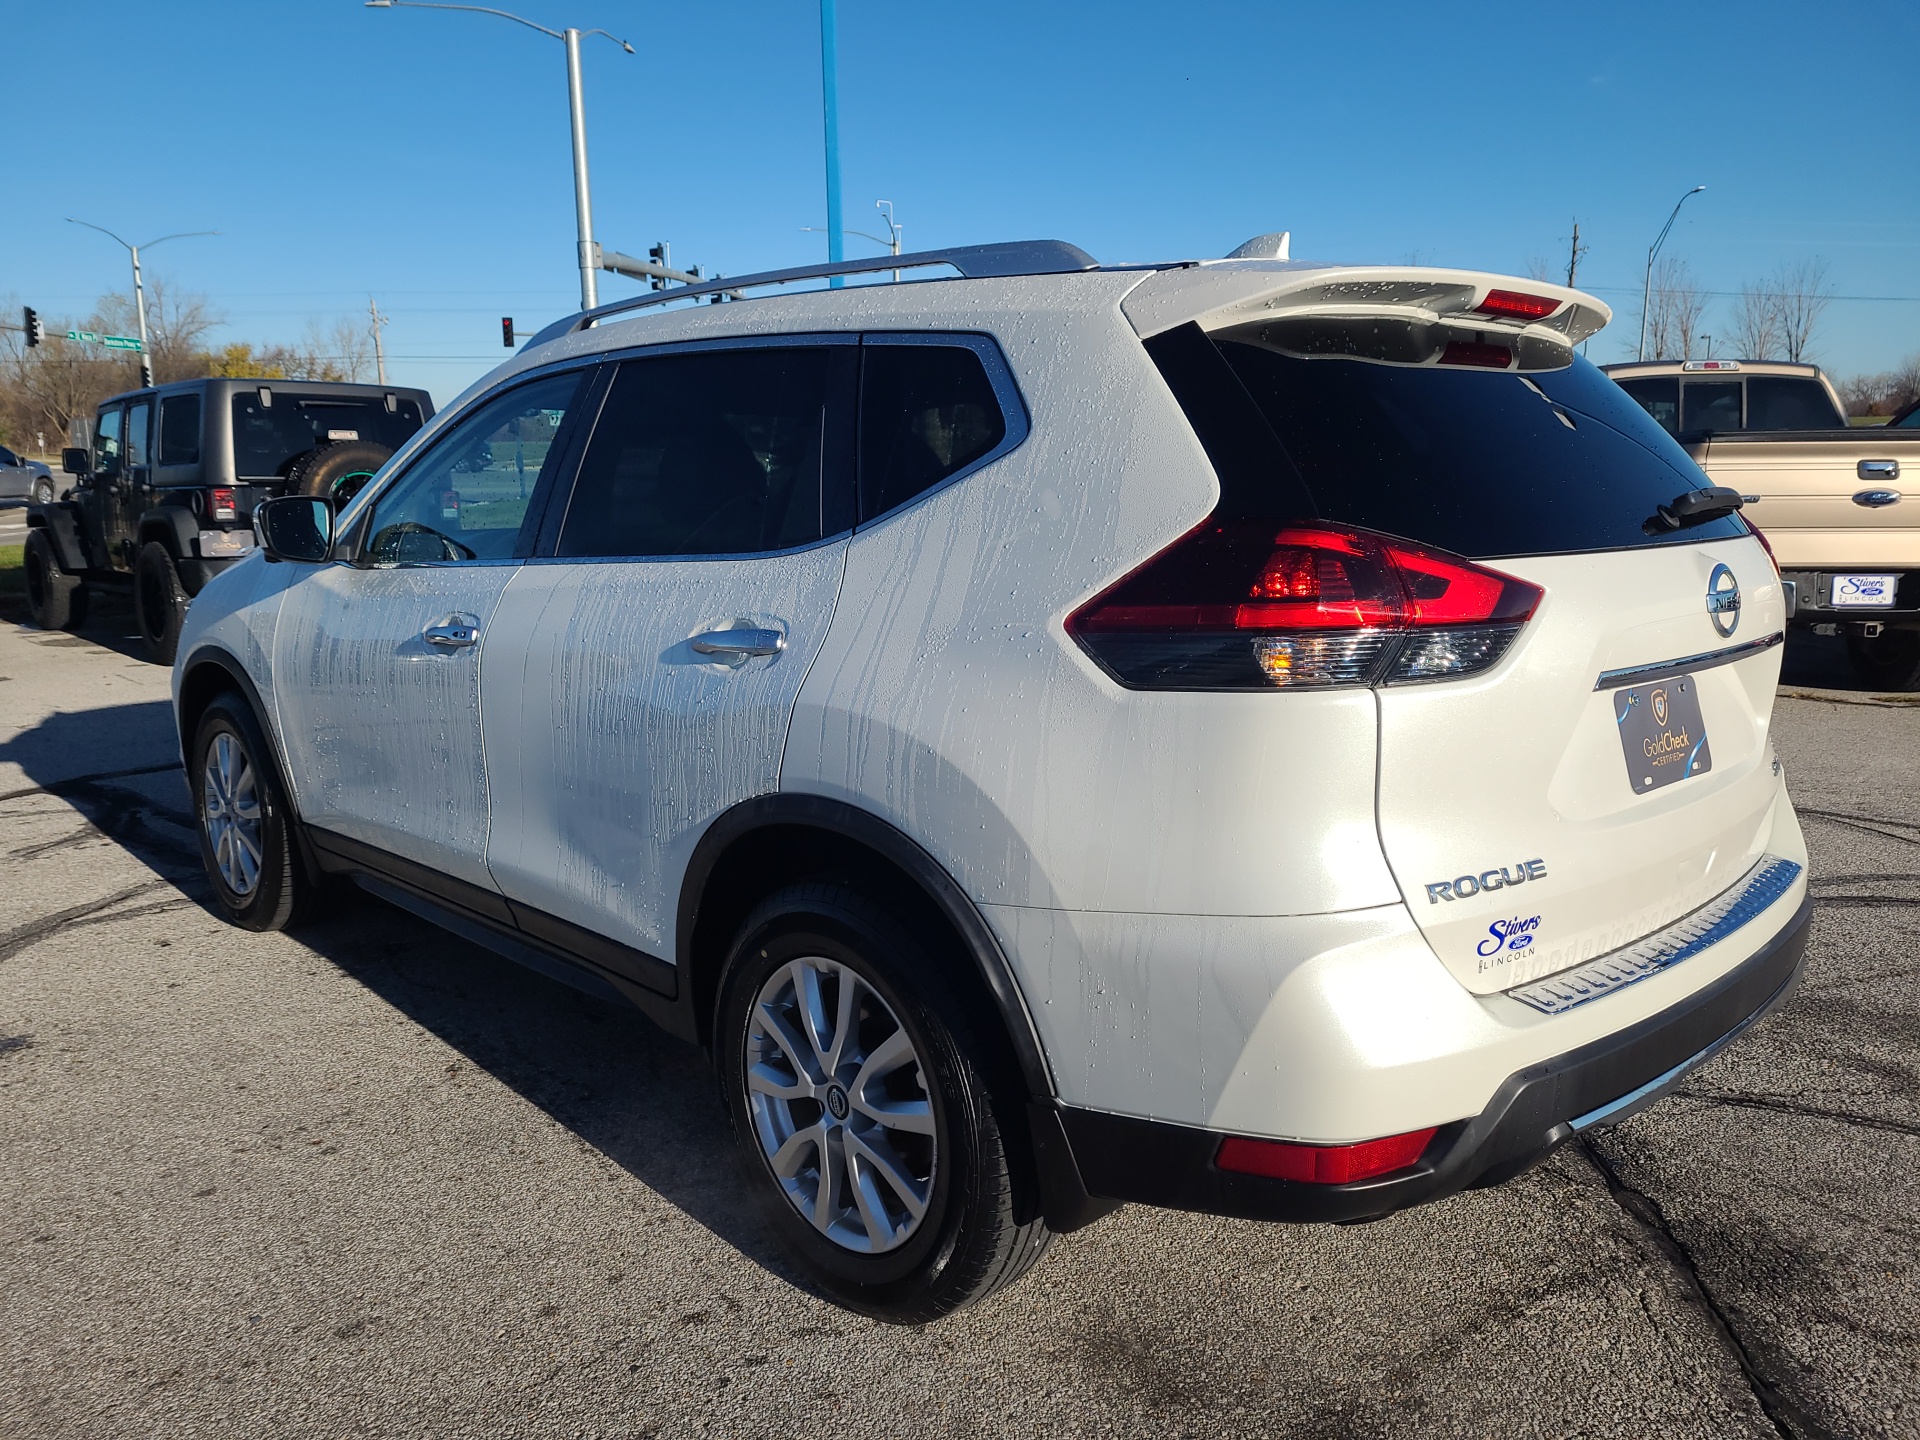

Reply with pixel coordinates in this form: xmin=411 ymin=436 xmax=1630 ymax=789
xmin=1604 ymin=359 xmax=1920 ymax=689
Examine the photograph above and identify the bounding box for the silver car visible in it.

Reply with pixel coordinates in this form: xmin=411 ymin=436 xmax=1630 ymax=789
xmin=0 ymin=444 xmax=55 ymax=503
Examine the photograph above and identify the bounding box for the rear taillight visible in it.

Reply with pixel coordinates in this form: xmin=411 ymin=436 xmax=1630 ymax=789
xmin=1748 ymin=521 xmax=1781 ymax=581
xmin=209 ymin=487 xmax=237 ymax=521
xmin=1067 ymin=521 xmax=1541 ymax=690
xmin=1217 ymin=1127 xmax=1437 ymax=1185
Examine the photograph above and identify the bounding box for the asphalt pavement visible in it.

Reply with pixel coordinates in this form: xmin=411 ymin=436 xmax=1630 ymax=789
xmin=1 ymin=596 xmax=1915 ymax=1439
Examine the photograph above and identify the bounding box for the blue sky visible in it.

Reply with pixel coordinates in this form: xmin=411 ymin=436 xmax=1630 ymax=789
xmin=4 ymin=0 xmax=1916 ymax=405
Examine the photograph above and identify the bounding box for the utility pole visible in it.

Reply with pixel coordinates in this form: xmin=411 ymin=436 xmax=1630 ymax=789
xmin=819 ymin=0 xmax=845 ymax=286
xmin=364 ymin=2 xmax=632 ymax=311
xmin=66 ymin=220 xmax=217 ymax=387
xmin=1638 ymin=186 xmax=1706 ymax=362
xmin=1565 ymin=219 xmax=1589 ymax=289
xmin=368 ymin=297 xmax=389 ymax=384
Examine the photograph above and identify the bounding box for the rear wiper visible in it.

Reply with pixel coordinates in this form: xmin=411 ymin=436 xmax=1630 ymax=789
xmin=1644 ymin=486 xmax=1744 ymax=534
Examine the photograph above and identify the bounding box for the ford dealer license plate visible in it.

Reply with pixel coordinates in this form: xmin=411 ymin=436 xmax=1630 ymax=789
xmin=1615 ymin=676 xmax=1711 ymax=793
xmin=1831 ymin=573 xmax=1898 ymax=608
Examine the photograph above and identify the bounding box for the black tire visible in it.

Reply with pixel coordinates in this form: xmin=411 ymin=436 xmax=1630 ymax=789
xmin=716 ymin=883 xmax=1052 ymax=1322
xmin=23 ymin=528 xmax=88 ymax=631
xmin=134 ymin=541 xmax=187 ymax=666
xmin=286 ymin=440 xmax=393 ymax=503
xmin=1846 ymin=626 xmax=1920 ymax=692
xmin=30 ymin=476 xmax=55 ymax=505
xmin=191 ymin=693 xmax=316 ymax=932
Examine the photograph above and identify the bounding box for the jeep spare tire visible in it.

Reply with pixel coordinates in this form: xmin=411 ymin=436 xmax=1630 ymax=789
xmin=287 ymin=440 xmax=393 ymax=503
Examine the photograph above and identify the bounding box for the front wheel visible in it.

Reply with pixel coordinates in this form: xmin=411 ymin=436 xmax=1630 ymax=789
xmin=192 ymin=694 xmax=316 ymax=932
xmin=31 ymin=476 xmax=55 ymax=505
xmin=1845 ymin=626 xmax=1920 ymax=692
xmin=716 ymin=883 xmax=1051 ymax=1322
xmin=134 ymin=541 xmax=187 ymax=665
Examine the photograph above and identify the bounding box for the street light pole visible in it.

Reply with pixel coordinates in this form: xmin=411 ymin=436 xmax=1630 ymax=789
xmin=819 ymin=0 xmax=844 ymax=285
xmin=1638 ymin=185 xmax=1706 ymax=363
xmin=66 ymin=220 xmax=218 ymax=387
xmin=364 ymin=1 xmax=632 ymax=310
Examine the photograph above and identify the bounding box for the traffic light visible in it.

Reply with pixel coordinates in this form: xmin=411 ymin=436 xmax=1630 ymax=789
xmin=648 ymin=242 xmax=669 ymax=291
xmin=24 ymin=307 xmax=42 ymax=348
xmin=501 ymin=317 xmax=515 ymax=348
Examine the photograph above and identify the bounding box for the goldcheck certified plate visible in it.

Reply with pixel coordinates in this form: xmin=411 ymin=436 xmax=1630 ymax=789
xmin=1615 ymin=675 xmax=1711 ymax=793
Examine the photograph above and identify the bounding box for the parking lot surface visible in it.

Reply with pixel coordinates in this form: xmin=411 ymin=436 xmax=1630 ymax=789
xmin=1 ymin=599 xmax=1915 ymax=1440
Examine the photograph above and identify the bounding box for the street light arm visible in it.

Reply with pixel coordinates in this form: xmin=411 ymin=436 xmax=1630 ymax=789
xmin=137 ymin=230 xmax=222 ymax=251
xmin=66 ymin=217 xmax=135 ymax=251
xmin=363 ymin=0 xmax=562 ymax=41
xmin=1647 ymin=184 xmax=1706 ymax=263
xmin=576 ymin=27 xmax=635 ymax=53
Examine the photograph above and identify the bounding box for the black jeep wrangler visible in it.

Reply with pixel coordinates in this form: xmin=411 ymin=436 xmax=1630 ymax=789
xmin=25 ymin=378 xmax=433 ymax=662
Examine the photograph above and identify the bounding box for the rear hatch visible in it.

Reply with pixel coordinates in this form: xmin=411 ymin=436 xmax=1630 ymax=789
xmin=1119 ymin=267 xmax=1790 ymax=993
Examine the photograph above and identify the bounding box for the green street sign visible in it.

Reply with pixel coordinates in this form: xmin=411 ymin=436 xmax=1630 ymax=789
xmin=66 ymin=329 xmax=101 ymax=344
xmin=102 ymin=335 xmax=144 ymax=352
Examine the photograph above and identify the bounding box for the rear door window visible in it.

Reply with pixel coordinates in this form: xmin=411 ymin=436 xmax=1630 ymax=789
xmin=557 ymin=345 xmax=854 ymax=558
xmin=1747 ymin=376 xmax=1844 ymax=430
xmin=126 ymin=402 xmax=152 ymax=471
xmin=159 ymin=394 xmax=202 ymax=465
xmin=231 ymin=391 xmax=427 ymax=479
xmin=1681 ymin=381 xmax=1742 ymax=433
xmin=1167 ymin=331 xmax=1746 ymax=559
xmin=858 ymin=339 xmax=1010 ymax=522
xmin=1615 ymin=376 xmax=1679 ymax=435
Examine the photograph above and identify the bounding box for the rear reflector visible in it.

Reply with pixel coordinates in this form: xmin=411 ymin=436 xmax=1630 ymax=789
xmin=1068 ymin=521 xmax=1541 ymax=690
xmin=1475 ymin=289 xmax=1561 ymax=321
xmin=1217 ymin=1128 xmax=1438 ymax=1185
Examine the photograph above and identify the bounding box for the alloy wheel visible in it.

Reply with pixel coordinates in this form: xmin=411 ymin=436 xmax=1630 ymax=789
xmin=745 ymin=956 xmax=937 ymax=1254
xmin=202 ymin=732 xmax=264 ymax=897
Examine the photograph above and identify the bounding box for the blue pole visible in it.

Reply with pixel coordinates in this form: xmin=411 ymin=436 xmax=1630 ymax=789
xmin=819 ymin=0 xmax=844 ymax=286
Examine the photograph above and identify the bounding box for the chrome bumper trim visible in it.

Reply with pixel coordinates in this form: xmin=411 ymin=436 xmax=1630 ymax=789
xmin=1507 ymin=854 xmax=1804 ymax=1017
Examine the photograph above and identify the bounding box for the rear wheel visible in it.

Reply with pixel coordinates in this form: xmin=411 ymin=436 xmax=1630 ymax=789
xmin=30 ymin=476 xmax=55 ymax=505
xmin=134 ymin=541 xmax=187 ymax=665
xmin=1846 ymin=626 xmax=1920 ymax=692
xmin=716 ymin=883 xmax=1051 ymax=1321
xmin=192 ymin=694 xmax=316 ymax=932
xmin=23 ymin=529 xmax=88 ymax=631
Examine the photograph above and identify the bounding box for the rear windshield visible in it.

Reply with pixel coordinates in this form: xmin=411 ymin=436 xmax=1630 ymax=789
xmin=230 ymin=393 xmax=426 ymax=479
xmin=1155 ymin=328 xmax=1747 ymax=559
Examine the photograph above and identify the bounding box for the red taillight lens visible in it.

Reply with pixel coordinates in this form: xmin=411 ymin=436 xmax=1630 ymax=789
xmin=1748 ymin=522 xmax=1781 ymax=580
xmin=1067 ymin=522 xmax=1541 ymax=690
xmin=1439 ymin=340 xmax=1513 ymax=370
xmin=209 ymin=487 xmax=237 ymax=521
xmin=1217 ymin=1128 xmax=1438 ymax=1185
xmin=1474 ymin=288 xmax=1562 ymax=321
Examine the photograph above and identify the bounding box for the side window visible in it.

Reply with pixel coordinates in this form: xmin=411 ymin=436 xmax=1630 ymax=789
xmin=365 ymin=370 xmax=585 ymax=564
xmin=558 ymin=345 xmax=852 ymax=559
xmin=159 ymin=394 xmax=202 ymax=465
xmin=126 ymin=401 xmax=152 ymax=470
xmin=1615 ymin=377 xmax=1679 ymax=436
xmin=94 ymin=407 xmax=123 ymax=475
xmin=1747 ymin=376 xmax=1844 ymax=431
xmin=858 ymin=340 xmax=1009 ymax=521
xmin=1681 ymin=381 xmax=1742 ymax=434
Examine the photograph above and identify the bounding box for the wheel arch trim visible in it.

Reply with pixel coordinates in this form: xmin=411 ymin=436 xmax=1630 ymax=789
xmin=678 ymin=792 xmax=1059 ymax=1101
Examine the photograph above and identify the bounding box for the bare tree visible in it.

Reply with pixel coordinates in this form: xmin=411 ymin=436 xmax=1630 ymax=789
xmin=1773 ymin=258 xmax=1830 ymax=363
xmin=1642 ymin=257 xmax=1708 ymax=361
xmin=1525 ymin=256 xmax=1553 ymax=283
xmin=95 ymin=281 xmax=221 ymax=385
xmin=1730 ymin=282 xmax=1783 ymax=360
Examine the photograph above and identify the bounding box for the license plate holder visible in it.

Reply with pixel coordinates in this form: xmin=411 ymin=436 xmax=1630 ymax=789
xmin=1614 ymin=675 xmax=1711 ymax=793
xmin=1830 ymin=573 xmax=1898 ymax=608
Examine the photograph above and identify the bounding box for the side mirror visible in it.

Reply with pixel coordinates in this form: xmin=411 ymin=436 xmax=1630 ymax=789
xmin=61 ymin=447 xmax=90 ymax=475
xmin=253 ymin=496 xmax=334 ymax=563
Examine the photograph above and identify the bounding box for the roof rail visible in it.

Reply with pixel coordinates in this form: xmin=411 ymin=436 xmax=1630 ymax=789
xmin=521 ymin=239 xmax=1100 ymax=350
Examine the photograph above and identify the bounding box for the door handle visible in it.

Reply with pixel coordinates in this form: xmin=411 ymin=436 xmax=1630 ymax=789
xmin=424 ymin=614 xmax=481 ymax=649
xmin=690 ymin=626 xmax=786 ymax=658
xmin=1858 ymin=459 xmax=1900 ymax=481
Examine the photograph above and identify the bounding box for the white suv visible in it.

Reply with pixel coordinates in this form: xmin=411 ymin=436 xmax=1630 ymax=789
xmin=173 ymin=240 xmax=1811 ymax=1320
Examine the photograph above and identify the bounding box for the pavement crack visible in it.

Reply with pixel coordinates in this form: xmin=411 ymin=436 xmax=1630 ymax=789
xmin=1580 ymin=1136 xmax=1833 ymax=1440
xmin=1678 ymin=1090 xmax=1920 ymax=1140
xmin=0 ymin=881 xmax=179 ymax=964
xmin=1796 ymin=808 xmax=1920 ymax=847
xmin=0 ymin=761 xmax=183 ymax=805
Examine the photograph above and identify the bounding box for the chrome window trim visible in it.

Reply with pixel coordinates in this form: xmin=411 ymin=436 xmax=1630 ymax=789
xmin=521 ymin=530 xmax=852 ymax=567
xmin=1592 ymin=630 xmax=1783 ymax=691
xmin=853 ymin=331 xmax=1031 ymax=532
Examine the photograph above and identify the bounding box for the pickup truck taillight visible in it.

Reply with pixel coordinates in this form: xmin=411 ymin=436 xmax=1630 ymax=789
xmin=210 ymin=487 xmax=237 ymax=522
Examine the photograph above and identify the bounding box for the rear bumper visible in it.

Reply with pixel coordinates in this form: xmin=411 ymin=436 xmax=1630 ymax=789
xmin=1056 ymin=890 xmax=1811 ymax=1225
xmin=1782 ymin=568 xmax=1920 ymax=623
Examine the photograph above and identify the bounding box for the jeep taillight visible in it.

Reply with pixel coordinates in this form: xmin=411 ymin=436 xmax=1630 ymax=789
xmin=1066 ymin=521 xmax=1542 ymax=690
xmin=210 ymin=487 xmax=237 ymax=521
